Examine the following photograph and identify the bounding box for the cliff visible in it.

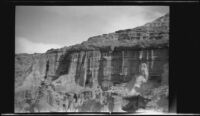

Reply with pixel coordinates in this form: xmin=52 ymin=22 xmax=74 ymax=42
xmin=15 ymin=13 xmax=169 ymax=113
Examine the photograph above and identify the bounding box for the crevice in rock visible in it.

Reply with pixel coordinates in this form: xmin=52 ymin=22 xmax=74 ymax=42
xmin=75 ymin=52 xmax=86 ymax=86
xmin=85 ymin=57 xmax=92 ymax=88
xmin=97 ymin=52 xmax=104 ymax=90
xmin=55 ymin=51 xmax=72 ymax=80
xmin=44 ymin=60 xmax=49 ymax=79
xmin=111 ymin=49 xmax=123 ymax=84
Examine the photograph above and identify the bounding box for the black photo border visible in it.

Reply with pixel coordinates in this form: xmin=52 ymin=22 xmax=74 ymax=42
xmin=2 ymin=0 xmax=200 ymax=115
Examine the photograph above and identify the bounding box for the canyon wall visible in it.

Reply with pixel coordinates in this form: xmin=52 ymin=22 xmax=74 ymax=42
xmin=15 ymin=13 xmax=169 ymax=113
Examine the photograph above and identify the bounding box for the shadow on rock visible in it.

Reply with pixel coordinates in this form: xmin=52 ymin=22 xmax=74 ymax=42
xmin=122 ymin=95 xmax=150 ymax=112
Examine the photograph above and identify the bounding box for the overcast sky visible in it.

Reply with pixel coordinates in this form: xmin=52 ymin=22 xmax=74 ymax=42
xmin=15 ymin=6 xmax=169 ymax=54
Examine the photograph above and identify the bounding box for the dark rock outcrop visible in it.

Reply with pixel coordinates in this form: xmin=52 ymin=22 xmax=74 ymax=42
xmin=122 ymin=95 xmax=151 ymax=112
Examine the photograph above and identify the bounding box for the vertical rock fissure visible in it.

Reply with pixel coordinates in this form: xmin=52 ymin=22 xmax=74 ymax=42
xmin=44 ymin=60 xmax=49 ymax=79
xmin=55 ymin=51 xmax=72 ymax=80
xmin=75 ymin=52 xmax=81 ymax=84
xmin=54 ymin=52 xmax=58 ymax=73
xmin=85 ymin=55 xmax=92 ymax=87
xmin=111 ymin=50 xmax=123 ymax=85
xmin=97 ymin=52 xmax=104 ymax=89
xmin=75 ymin=52 xmax=87 ymax=86
xmin=151 ymin=49 xmax=154 ymax=69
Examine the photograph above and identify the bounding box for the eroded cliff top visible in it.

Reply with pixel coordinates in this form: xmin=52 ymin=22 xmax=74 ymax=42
xmin=82 ymin=13 xmax=169 ymax=49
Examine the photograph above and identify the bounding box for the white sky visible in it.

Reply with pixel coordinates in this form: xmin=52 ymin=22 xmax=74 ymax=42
xmin=15 ymin=6 xmax=169 ymax=54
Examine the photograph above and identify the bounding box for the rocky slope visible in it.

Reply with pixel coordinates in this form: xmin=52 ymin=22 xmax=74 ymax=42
xmin=15 ymin=13 xmax=169 ymax=113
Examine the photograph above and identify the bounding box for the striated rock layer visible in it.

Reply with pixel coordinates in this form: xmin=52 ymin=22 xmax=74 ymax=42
xmin=15 ymin=13 xmax=169 ymax=113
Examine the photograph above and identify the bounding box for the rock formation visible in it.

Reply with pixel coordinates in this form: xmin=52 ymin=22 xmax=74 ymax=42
xmin=15 ymin=13 xmax=169 ymax=113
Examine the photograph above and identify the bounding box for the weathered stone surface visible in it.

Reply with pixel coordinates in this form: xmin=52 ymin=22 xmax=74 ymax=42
xmin=15 ymin=13 xmax=169 ymax=113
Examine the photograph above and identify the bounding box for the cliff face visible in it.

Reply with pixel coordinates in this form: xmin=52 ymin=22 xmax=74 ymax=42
xmin=15 ymin=13 xmax=169 ymax=113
